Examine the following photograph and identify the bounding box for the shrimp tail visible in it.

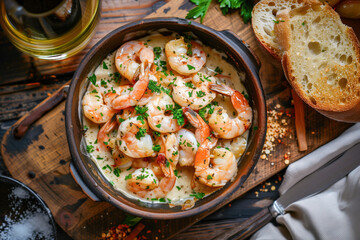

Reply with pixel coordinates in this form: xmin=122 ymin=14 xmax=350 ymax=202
xmin=209 ymin=83 xmax=233 ymax=96
xmin=209 ymin=84 xmax=250 ymax=113
xmin=183 ymin=107 xmax=210 ymax=144
xmin=97 ymin=114 xmax=118 ymax=151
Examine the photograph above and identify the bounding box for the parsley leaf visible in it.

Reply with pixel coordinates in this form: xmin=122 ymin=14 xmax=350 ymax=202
xmin=123 ymin=215 xmax=142 ymax=227
xmin=113 ymin=168 xmax=121 ymax=177
xmin=152 ymin=145 xmax=161 ymax=152
xmin=86 ymin=145 xmax=94 ymax=153
xmin=135 ymin=106 xmax=149 ymax=119
xmin=102 ymin=61 xmax=108 ymax=69
xmin=185 ymin=0 xmax=212 ymax=23
xmin=153 ymin=47 xmax=162 ymax=59
xmin=135 ymin=127 xmax=147 ymax=140
xmin=172 ymin=104 xmax=185 ymax=126
xmin=187 ymin=64 xmax=196 ymax=70
xmin=187 ymin=0 xmax=254 ymax=24
xmin=148 ymin=80 xmax=161 ymax=93
xmin=196 ymin=90 xmax=206 ymax=97
xmin=190 ymin=191 xmax=205 ymax=199
xmin=88 ymin=74 xmax=96 ymax=85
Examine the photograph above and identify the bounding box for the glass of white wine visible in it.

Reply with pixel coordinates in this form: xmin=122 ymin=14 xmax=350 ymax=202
xmin=0 ymin=0 xmax=100 ymax=60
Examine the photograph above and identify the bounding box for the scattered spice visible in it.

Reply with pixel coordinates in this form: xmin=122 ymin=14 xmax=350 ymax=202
xmin=100 ymin=216 xmax=146 ymax=240
xmin=261 ymin=105 xmax=292 ymax=162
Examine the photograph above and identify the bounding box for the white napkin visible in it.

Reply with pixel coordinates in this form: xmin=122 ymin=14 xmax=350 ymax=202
xmin=251 ymin=123 xmax=360 ymax=240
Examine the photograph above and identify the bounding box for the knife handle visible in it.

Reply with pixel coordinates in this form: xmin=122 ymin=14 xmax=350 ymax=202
xmin=214 ymin=208 xmax=274 ymax=240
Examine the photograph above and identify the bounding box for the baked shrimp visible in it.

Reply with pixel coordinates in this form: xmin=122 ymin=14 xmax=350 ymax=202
xmin=82 ymin=32 xmax=252 ymax=208
xmin=165 ymin=37 xmax=206 ymax=75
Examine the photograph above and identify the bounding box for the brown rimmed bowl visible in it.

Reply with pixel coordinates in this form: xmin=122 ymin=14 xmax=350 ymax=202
xmin=65 ymin=17 xmax=267 ymax=219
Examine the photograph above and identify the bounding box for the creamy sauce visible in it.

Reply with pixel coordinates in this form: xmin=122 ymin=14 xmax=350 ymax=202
xmin=81 ymin=32 xmax=250 ymax=208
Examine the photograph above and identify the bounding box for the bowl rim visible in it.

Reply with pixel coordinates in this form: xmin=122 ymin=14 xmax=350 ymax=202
xmin=66 ymin=17 xmax=267 ymax=219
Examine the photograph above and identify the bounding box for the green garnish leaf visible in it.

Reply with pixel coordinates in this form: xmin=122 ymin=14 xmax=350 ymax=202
xmin=123 ymin=215 xmax=142 ymax=227
xmin=113 ymin=168 xmax=121 ymax=177
xmin=86 ymin=145 xmax=94 ymax=153
xmin=187 ymin=64 xmax=196 ymax=70
xmin=196 ymin=91 xmax=206 ymax=98
xmin=185 ymin=82 xmax=195 ymax=89
xmin=88 ymin=74 xmax=97 ymax=85
xmin=135 ymin=127 xmax=147 ymax=140
xmin=153 ymin=47 xmax=162 ymax=59
xmin=103 ymin=61 xmax=108 ymax=69
xmin=152 ymin=145 xmax=161 ymax=152
xmin=214 ymin=66 xmax=223 ymax=75
xmin=190 ymin=191 xmax=205 ymax=199
xmin=185 ymin=0 xmax=212 ymax=23
xmin=148 ymin=80 xmax=161 ymax=93
xmin=125 ymin=174 xmax=132 ymax=180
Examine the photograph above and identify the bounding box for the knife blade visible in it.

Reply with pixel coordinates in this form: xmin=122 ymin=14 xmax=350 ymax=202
xmin=214 ymin=142 xmax=360 ymax=240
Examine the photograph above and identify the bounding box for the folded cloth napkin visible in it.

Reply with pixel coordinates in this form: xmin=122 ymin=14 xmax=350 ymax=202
xmin=251 ymin=123 xmax=360 ymax=240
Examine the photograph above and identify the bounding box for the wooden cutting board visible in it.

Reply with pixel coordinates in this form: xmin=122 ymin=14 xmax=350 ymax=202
xmin=1 ymin=0 xmax=354 ymax=239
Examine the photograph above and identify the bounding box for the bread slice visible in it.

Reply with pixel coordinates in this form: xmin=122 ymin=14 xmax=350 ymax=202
xmin=252 ymin=0 xmax=318 ymax=60
xmin=274 ymin=3 xmax=360 ymax=122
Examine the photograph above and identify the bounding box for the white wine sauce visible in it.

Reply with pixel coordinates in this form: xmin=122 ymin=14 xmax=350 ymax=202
xmin=82 ymin=32 xmax=250 ymax=209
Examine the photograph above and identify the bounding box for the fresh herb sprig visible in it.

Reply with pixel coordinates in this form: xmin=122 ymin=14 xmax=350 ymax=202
xmin=186 ymin=0 xmax=253 ymax=24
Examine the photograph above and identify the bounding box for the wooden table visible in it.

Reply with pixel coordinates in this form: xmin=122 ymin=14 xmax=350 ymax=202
xmin=0 ymin=0 xmax=355 ymax=239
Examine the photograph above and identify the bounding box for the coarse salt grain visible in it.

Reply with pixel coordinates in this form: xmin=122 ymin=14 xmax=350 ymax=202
xmin=0 ymin=187 xmax=54 ymax=240
xmin=12 ymin=187 xmax=30 ymax=199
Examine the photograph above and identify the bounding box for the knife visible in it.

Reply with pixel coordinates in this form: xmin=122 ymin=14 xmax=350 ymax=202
xmin=213 ymin=142 xmax=360 ymax=240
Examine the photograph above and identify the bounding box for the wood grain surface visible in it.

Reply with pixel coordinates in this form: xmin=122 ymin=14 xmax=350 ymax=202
xmin=1 ymin=0 xmax=356 ymax=239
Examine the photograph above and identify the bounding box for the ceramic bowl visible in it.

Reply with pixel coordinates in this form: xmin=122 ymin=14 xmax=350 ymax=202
xmin=65 ymin=17 xmax=266 ymax=219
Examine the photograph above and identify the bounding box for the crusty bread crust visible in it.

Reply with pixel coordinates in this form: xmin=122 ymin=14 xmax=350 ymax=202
xmin=252 ymin=0 xmax=318 ymax=60
xmin=275 ymin=3 xmax=360 ymax=122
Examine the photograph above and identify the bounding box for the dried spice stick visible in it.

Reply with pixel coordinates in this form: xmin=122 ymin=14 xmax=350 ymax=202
xmin=291 ymin=89 xmax=307 ymax=151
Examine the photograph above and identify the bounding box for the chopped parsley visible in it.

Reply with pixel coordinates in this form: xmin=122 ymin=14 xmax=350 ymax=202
xmin=190 ymin=191 xmax=205 ymax=199
xmin=273 ymin=19 xmax=285 ymax=24
xmin=152 ymin=145 xmax=161 ymax=152
xmin=186 ymin=43 xmax=193 ymax=56
xmin=136 ymin=174 xmax=149 ymax=180
xmin=88 ymin=73 xmax=97 ymax=86
xmin=148 ymin=80 xmax=161 ymax=93
xmin=125 ymin=174 xmax=132 ymax=180
xmin=174 ymin=169 xmax=181 ymax=178
xmin=214 ymin=66 xmax=223 ymax=75
xmin=187 ymin=64 xmax=196 ymax=70
xmin=153 ymin=47 xmax=162 ymax=59
xmin=185 ymin=82 xmax=195 ymax=89
xmin=155 ymin=124 xmax=161 ymax=128
xmin=113 ymin=168 xmax=121 ymax=177
xmin=196 ymin=91 xmax=206 ymax=98
xmin=135 ymin=127 xmax=147 ymax=140
xmin=153 ymin=131 xmax=161 ymax=137
xmin=102 ymin=164 xmax=112 ymax=172
xmin=207 ymin=175 xmax=213 ymax=180
xmin=102 ymin=61 xmax=108 ymax=69
xmin=176 ymin=186 xmax=181 ymax=191
xmin=188 ymin=90 xmax=193 ymax=97
xmin=86 ymin=145 xmax=94 ymax=153
xmin=135 ymin=106 xmax=149 ymax=123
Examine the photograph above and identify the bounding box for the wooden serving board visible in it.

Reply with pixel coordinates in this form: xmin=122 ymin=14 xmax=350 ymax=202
xmin=1 ymin=0 xmax=355 ymax=239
